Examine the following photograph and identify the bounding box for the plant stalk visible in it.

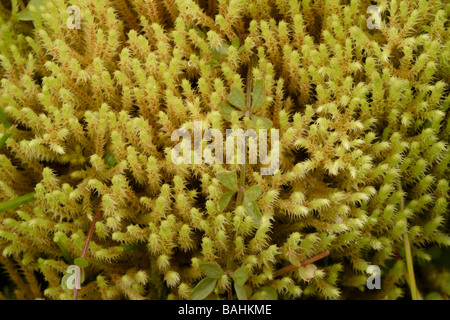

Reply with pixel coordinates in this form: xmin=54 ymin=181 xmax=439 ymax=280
xmin=399 ymin=185 xmax=419 ymax=300
xmin=73 ymin=204 xmax=102 ymax=300
xmin=225 ymin=60 xmax=253 ymax=294
xmin=404 ymin=232 xmax=419 ymax=300
xmin=273 ymin=249 xmax=330 ymax=278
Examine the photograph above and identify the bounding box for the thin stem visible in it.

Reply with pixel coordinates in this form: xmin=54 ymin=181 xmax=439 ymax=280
xmin=404 ymin=232 xmax=419 ymax=300
xmin=226 ymin=60 xmax=253 ymax=287
xmin=149 ymin=254 xmax=166 ymax=299
xmin=227 ymin=286 xmax=232 ymax=300
xmin=273 ymin=250 xmax=330 ymax=278
xmin=399 ymin=185 xmax=419 ymax=300
xmin=73 ymin=205 xmax=102 ymax=300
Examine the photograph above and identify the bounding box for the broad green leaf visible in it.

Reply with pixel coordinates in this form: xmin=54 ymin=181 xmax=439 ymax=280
xmin=0 ymin=192 xmax=36 ymax=213
xmin=231 ymin=38 xmax=240 ymax=48
xmin=74 ymin=257 xmax=89 ymax=268
xmin=211 ymin=44 xmax=229 ymax=60
xmin=188 ymin=277 xmax=217 ymax=300
xmin=16 ymin=10 xmax=33 ymax=21
xmin=200 ymin=263 xmax=224 ymax=279
xmin=218 ymin=191 xmax=235 ymax=212
xmin=243 ymin=200 xmax=262 ymax=225
xmin=216 ymin=171 xmax=238 ymax=191
xmin=104 ymin=152 xmax=117 ymax=167
xmin=231 ymin=266 xmax=249 ymax=286
xmin=206 ymin=60 xmax=219 ymax=70
xmin=251 ymin=115 xmax=273 ymax=130
xmin=259 ymin=286 xmax=278 ymax=300
xmin=17 ymin=0 xmax=45 ymax=21
xmin=219 ymin=102 xmax=242 ymax=122
xmin=252 ymin=79 xmax=265 ymax=111
xmin=298 ymin=263 xmax=317 ymax=282
xmin=288 ymin=253 xmax=301 ymax=267
xmin=245 ymin=185 xmax=262 ymax=201
xmin=228 ymin=86 xmax=246 ymax=111
xmin=234 ymin=283 xmax=247 ymax=300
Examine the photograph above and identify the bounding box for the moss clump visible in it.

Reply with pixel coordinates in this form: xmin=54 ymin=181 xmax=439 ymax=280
xmin=0 ymin=0 xmax=449 ymax=300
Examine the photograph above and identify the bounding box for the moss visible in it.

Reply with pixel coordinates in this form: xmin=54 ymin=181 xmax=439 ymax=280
xmin=0 ymin=0 xmax=449 ymax=300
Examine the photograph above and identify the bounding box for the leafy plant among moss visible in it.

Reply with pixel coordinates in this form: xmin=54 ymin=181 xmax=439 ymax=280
xmin=0 ymin=0 xmax=449 ymax=300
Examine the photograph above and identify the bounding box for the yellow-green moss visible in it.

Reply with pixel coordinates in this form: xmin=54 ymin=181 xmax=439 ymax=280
xmin=0 ymin=0 xmax=449 ymax=300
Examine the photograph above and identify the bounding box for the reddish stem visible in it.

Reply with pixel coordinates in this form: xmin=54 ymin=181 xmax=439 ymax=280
xmin=73 ymin=205 xmax=102 ymax=300
xmin=273 ymin=249 xmax=330 ymax=278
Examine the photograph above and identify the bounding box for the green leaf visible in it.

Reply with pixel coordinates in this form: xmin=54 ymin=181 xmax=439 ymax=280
xmin=216 ymin=171 xmax=238 ymax=191
xmin=0 ymin=108 xmax=11 ymax=128
xmin=234 ymin=283 xmax=247 ymax=300
xmin=188 ymin=277 xmax=217 ymax=300
xmin=211 ymin=44 xmax=229 ymax=60
xmin=0 ymin=133 xmax=10 ymax=149
xmin=228 ymin=86 xmax=246 ymax=111
xmin=219 ymin=102 xmax=242 ymax=122
xmin=54 ymin=238 xmax=73 ymax=264
xmin=425 ymin=292 xmax=444 ymax=300
xmin=121 ymin=242 xmax=146 ymax=252
xmin=288 ymin=253 xmax=301 ymax=267
xmin=298 ymin=263 xmax=317 ymax=282
xmin=206 ymin=60 xmax=219 ymax=70
xmin=17 ymin=0 xmax=45 ymax=21
xmin=252 ymin=79 xmax=265 ymax=111
xmin=251 ymin=115 xmax=273 ymax=130
xmin=231 ymin=38 xmax=240 ymax=48
xmin=245 ymin=185 xmax=262 ymax=202
xmin=200 ymin=263 xmax=224 ymax=279
xmin=243 ymin=200 xmax=262 ymax=225
xmin=104 ymin=152 xmax=117 ymax=167
xmin=259 ymin=286 xmax=278 ymax=300
xmin=231 ymin=266 xmax=249 ymax=286
xmin=194 ymin=28 xmax=206 ymax=39
xmin=16 ymin=10 xmax=33 ymax=21
xmin=218 ymin=191 xmax=235 ymax=212
xmin=74 ymin=258 xmax=89 ymax=268
xmin=0 ymin=192 xmax=36 ymax=213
